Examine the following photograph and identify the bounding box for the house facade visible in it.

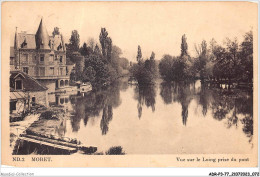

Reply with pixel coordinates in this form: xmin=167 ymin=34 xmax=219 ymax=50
xmin=13 ymin=18 xmax=70 ymax=92
xmin=10 ymin=70 xmax=48 ymax=108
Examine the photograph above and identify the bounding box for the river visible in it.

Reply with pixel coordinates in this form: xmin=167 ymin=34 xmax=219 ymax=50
xmin=50 ymin=78 xmax=253 ymax=154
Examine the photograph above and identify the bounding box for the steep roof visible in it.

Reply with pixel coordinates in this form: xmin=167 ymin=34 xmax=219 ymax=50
xmin=35 ymin=18 xmax=50 ymax=49
xmin=10 ymin=70 xmax=48 ymax=92
xmin=14 ymin=18 xmax=65 ymax=51
xmin=17 ymin=33 xmax=36 ymax=49
xmin=10 ymin=47 xmax=14 ymax=58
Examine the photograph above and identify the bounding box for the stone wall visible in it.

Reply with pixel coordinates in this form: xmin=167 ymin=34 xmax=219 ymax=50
xmin=29 ymin=91 xmax=48 ymax=107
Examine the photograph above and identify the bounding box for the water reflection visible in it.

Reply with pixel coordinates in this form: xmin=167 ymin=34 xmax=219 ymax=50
xmin=134 ymin=84 xmax=156 ymax=119
xmin=43 ymin=78 xmax=253 ymax=154
xmin=69 ymin=80 xmax=123 ymax=135
xmin=160 ymin=81 xmax=196 ymax=125
xmin=159 ymin=81 xmax=253 ymax=139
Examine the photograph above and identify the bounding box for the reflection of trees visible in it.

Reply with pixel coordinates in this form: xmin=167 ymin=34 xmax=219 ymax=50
xmin=70 ymin=81 xmax=122 ymax=135
xmin=210 ymin=90 xmax=234 ymax=121
xmin=209 ymin=89 xmax=253 ymax=139
xmin=198 ymin=84 xmax=210 ymax=116
xmin=173 ymin=82 xmax=194 ymax=126
xmin=134 ymin=84 xmax=156 ymax=119
xmin=237 ymin=92 xmax=253 ymax=139
xmin=160 ymin=80 xmax=253 ymax=139
xmin=100 ymin=105 xmax=113 ymax=135
xmin=241 ymin=116 xmax=253 ymax=138
xmin=160 ymin=82 xmax=173 ymax=104
xmin=160 ymin=81 xmax=195 ymax=125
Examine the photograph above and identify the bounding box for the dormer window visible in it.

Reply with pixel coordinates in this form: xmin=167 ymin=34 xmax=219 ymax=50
xmin=57 ymin=43 xmax=62 ymax=51
xmin=15 ymin=79 xmax=22 ymax=90
xmin=21 ymin=38 xmax=27 ymax=48
xmin=49 ymin=40 xmax=52 ymax=48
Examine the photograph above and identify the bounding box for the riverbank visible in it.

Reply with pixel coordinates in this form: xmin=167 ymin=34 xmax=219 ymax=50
xmin=12 ymin=107 xmax=98 ymax=155
xmin=10 ymin=113 xmax=40 ymax=149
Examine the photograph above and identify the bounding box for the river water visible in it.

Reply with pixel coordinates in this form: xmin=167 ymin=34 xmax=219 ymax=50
xmin=52 ymin=78 xmax=253 ymax=154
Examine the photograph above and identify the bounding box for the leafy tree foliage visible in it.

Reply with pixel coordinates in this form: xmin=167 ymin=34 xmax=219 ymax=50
xmin=99 ymin=28 xmax=112 ymax=62
xmin=159 ymin=31 xmax=253 ymax=84
xmin=52 ymin=27 xmax=60 ymax=36
xmin=181 ymin=34 xmax=188 ymax=57
xmin=66 ymin=30 xmax=80 ymax=63
xmin=131 ymin=48 xmax=157 ymax=85
xmin=76 ymin=28 xmax=130 ymax=88
xmin=136 ymin=45 xmax=142 ymax=63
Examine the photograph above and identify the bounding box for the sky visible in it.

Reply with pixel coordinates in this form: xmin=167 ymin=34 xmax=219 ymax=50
xmin=4 ymin=1 xmax=257 ymax=62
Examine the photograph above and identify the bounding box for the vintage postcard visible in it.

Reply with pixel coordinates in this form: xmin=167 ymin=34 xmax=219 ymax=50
xmin=1 ymin=1 xmax=258 ymax=167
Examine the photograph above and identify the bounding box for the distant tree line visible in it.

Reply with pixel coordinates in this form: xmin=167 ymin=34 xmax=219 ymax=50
xmin=159 ymin=31 xmax=253 ymax=84
xmin=66 ymin=28 xmax=130 ymax=88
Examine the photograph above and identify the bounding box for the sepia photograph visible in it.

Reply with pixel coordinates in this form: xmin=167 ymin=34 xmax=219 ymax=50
xmin=1 ymin=1 xmax=258 ymax=168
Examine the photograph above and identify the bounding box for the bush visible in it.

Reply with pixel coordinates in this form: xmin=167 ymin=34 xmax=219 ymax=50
xmin=39 ymin=111 xmax=59 ymax=120
xmin=105 ymin=146 xmax=125 ymax=155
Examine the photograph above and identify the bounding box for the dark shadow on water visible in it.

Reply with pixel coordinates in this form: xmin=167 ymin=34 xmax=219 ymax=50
xmin=133 ymin=84 xmax=156 ymax=119
xmin=160 ymin=81 xmax=195 ymax=126
xmin=69 ymin=79 xmax=126 ymax=135
xmin=159 ymin=81 xmax=253 ymax=139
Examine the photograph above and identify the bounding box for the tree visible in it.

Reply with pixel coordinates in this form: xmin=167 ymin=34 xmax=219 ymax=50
xmin=136 ymin=45 xmax=142 ymax=63
xmin=99 ymin=28 xmax=112 ymax=62
xmin=195 ymin=40 xmax=208 ymax=80
xmin=82 ymin=66 xmax=96 ymax=83
xmin=240 ymin=31 xmax=253 ymax=82
xmin=150 ymin=51 xmax=155 ymax=60
xmin=79 ymin=42 xmax=88 ymax=56
xmin=52 ymin=27 xmax=60 ymax=36
xmin=181 ymin=34 xmax=188 ymax=57
xmin=69 ymin=30 xmax=80 ymax=51
xmin=88 ymin=38 xmax=96 ymax=51
xmin=94 ymin=44 xmax=101 ymax=56
xmin=84 ymin=54 xmax=110 ymax=87
xmin=225 ymin=38 xmax=240 ymax=80
xmin=159 ymin=55 xmax=174 ymax=81
xmin=66 ymin=30 xmax=80 ymax=62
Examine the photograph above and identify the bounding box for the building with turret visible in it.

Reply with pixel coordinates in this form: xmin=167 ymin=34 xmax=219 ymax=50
xmin=13 ymin=18 xmax=70 ymax=92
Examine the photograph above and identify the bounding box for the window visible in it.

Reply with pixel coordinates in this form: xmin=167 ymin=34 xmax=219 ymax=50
xmin=15 ymin=80 xmax=22 ymax=90
xmin=39 ymin=67 xmax=45 ymax=76
xmin=40 ymin=54 xmax=45 ymax=62
xmin=60 ymin=68 xmax=63 ymax=75
xmin=21 ymin=54 xmax=28 ymax=63
xmin=23 ymin=67 xmax=29 ymax=74
xmin=10 ymin=101 xmax=16 ymax=112
xmin=49 ymin=54 xmax=54 ymax=62
xmin=32 ymin=97 xmax=36 ymax=106
xmin=60 ymin=98 xmax=64 ymax=104
xmin=55 ymin=55 xmax=58 ymax=60
xmin=60 ymin=56 xmax=63 ymax=63
xmin=60 ymin=80 xmax=64 ymax=87
xmin=50 ymin=67 xmax=54 ymax=75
